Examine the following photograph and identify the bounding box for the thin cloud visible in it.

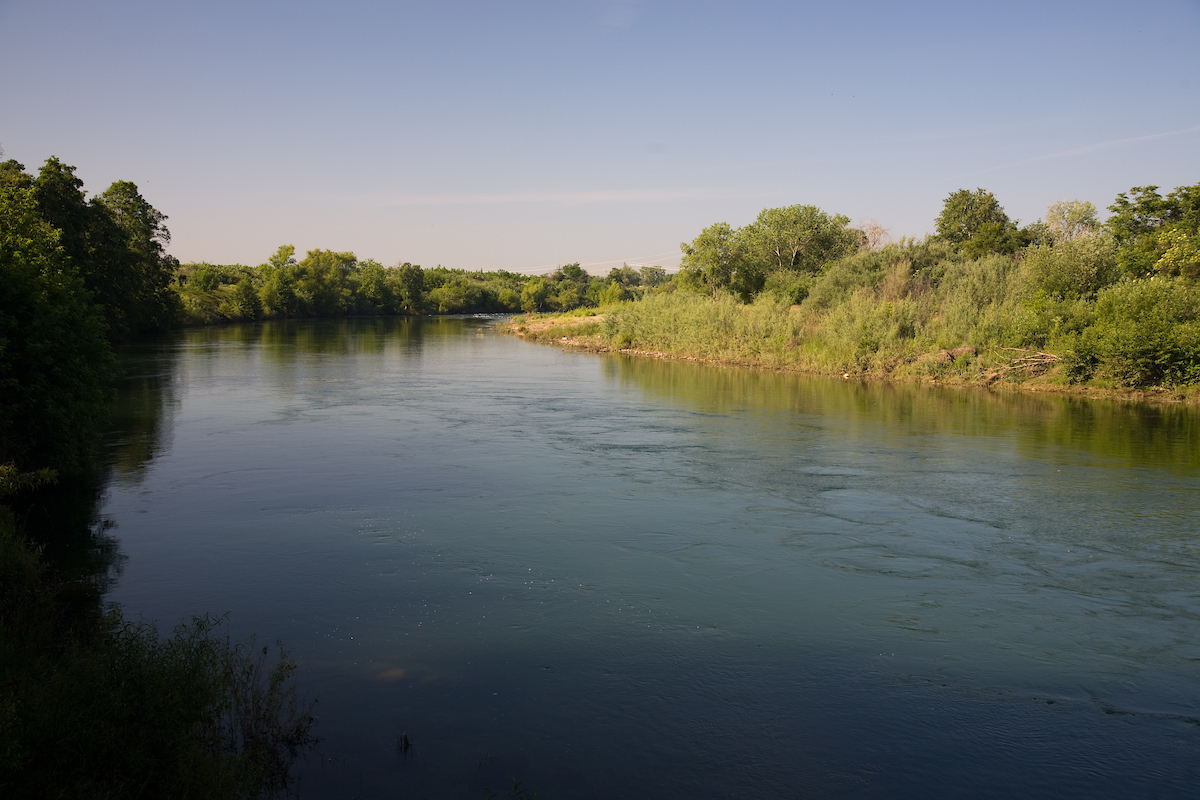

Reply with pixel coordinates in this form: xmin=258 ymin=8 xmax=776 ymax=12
xmin=968 ymin=123 xmax=1200 ymax=177
xmin=356 ymin=188 xmax=732 ymax=207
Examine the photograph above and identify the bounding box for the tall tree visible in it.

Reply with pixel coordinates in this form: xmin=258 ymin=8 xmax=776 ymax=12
xmin=743 ymin=204 xmax=859 ymax=274
xmin=934 ymin=188 xmax=1021 ymax=257
xmin=679 ymin=222 xmax=758 ymax=299
xmin=96 ymin=180 xmax=181 ymax=331
xmin=0 ymin=182 xmax=115 ymax=474
xmin=1044 ymin=200 xmax=1100 ymax=242
xmin=1107 ymin=183 xmax=1200 ymax=278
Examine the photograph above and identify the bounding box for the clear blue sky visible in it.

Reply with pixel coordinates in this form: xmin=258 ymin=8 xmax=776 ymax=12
xmin=2 ymin=0 xmax=1198 ymax=273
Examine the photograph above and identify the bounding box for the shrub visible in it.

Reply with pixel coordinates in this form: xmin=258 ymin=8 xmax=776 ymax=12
xmin=1091 ymin=278 xmax=1200 ymax=386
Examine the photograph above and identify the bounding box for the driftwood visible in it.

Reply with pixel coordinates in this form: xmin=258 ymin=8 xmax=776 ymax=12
xmin=979 ymin=347 xmax=1060 ymax=385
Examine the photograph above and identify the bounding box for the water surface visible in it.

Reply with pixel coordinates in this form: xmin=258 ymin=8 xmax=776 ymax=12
xmin=101 ymin=317 xmax=1200 ymax=798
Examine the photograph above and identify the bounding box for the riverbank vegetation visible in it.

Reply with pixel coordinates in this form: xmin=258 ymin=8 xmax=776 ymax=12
xmin=508 ymin=183 xmax=1200 ymax=398
xmin=2 ymin=158 xmax=318 ymax=795
xmin=176 ymin=251 xmax=669 ymax=323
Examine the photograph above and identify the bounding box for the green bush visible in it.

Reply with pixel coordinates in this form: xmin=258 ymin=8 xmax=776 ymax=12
xmin=1091 ymin=278 xmax=1200 ymax=386
xmin=1021 ymin=235 xmax=1118 ymax=300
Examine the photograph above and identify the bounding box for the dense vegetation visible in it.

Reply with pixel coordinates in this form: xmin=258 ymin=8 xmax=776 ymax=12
xmin=515 ymin=185 xmax=1200 ymax=395
xmin=176 ymin=250 xmax=669 ymax=323
xmin=2 ymin=158 xmax=318 ymax=797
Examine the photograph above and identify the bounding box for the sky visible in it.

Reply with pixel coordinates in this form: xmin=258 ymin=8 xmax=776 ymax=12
xmin=2 ymin=0 xmax=1198 ymax=274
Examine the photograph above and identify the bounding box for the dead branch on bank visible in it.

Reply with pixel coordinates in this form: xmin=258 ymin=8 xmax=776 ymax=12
xmin=979 ymin=347 xmax=1060 ymax=385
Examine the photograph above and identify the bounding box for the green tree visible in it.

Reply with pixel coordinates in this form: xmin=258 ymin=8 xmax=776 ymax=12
xmin=258 ymin=245 xmax=299 ymax=317
xmin=934 ymin=188 xmax=1021 ymax=257
xmin=27 ymin=158 xmax=140 ymax=338
xmin=1021 ymin=234 xmax=1118 ymax=300
xmin=1107 ymin=183 xmax=1200 ymax=278
xmin=95 ymin=180 xmax=182 ymax=331
xmin=608 ymin=265 xmax=641 ymax=287
xmin=355 ymin=259 xmax=395 ymax=313
xmin=520 ymin=276 xmax=550 ymax=312
xmin=743 ymin=204 xmax=859 ymax=274
xmin=295 ymin=249 xmax=355 ymax=317
xmin=679 ymin=222 xmax=757 ymax=299
xmin=394 ymin=262 xmax=425 ymax=312
xmin=0 ymin=183 xmax=115 ymax=474
xmin=1044 ymin=199 xmax=1100 ymax=242
xmin=639 ymin=265 xmax=668 ymax=287
xmin=218 ymin=277 xmax=262 ymax=320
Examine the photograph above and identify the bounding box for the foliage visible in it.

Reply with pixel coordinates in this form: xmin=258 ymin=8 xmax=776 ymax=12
xmin=934 ymin=188 xmax=1022 ymax=257
xmin=742 ymin=204 xmax=859 ymax=274
xmin=558 ymin=186 xmax=1200 ymax=392
xmin=678 ymin=222 xmax=759 ymax=299
xmin=0 ymin=182 xmax=116 ymax=475
xmin=1044 ymin=199 xmax=1100 ymax=242
xmin=1085 ymin=278 xmax=1200 ymax=386
xmin=1020 ymin=233 xmax=1118 ymax=300
xmin=10 ymin=158 xmax=180 ymax=338
xmin=1107 ymin=182 xmax=1200 ymax=278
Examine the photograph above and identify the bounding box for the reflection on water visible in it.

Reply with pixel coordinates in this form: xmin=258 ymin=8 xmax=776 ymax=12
xmin=97 ymin=318 xmax=1200 ymax=799
xmin=605 ymin=354 xmax=1200 ymax=474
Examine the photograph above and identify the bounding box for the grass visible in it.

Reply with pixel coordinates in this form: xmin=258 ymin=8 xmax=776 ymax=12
xmin=499 ymin=239 xmax=1200 ymax=404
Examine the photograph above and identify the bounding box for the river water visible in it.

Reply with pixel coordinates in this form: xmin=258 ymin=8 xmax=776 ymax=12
xmin=99 ymin=317 xmax=1200 ymax=799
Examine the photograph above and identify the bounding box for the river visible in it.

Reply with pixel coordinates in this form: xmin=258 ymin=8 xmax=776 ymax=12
xmin=98 ymin=317 xmax=1200 ymax=798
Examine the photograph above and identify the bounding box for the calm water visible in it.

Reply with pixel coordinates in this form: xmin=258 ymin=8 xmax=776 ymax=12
xmin=98 ymin=317 xmax=1200 ymax=799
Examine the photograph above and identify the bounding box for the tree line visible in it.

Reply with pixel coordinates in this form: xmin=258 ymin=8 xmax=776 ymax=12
xmin=177 ymin=249 xmax=672 ymax=322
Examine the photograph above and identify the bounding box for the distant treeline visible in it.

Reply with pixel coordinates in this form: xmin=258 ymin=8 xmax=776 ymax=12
xmin=521 ymin=184 xmax=1200 ymax=392
xmin=177 ymin=250 xmax=672 ymax=323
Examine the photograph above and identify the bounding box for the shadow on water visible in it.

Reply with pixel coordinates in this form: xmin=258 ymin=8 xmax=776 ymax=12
xmin=602 ymin=353 xmax=1200 ymax=475
xmin=8 ymin=332 xmax=181 ymax=595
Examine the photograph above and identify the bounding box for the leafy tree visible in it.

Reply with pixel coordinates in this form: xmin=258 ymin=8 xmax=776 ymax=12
xmin=1044 ymin=200 xmax=1100 ymax=242
xmin=597 ymin=280 xmax=629 ymax=305
xmin=639 ymin=265 xmax=668 ymax=287
xmin=190 ymin=263 xmax=222 ymax=291
xmin=0 ymin=183 xmax=115 ymax=474
xmin=394 ymin=262 xmax=425 ymax=312
xmin=26 ymin=158 xmax=140 ymax=338
xmin=0 ymin=159 xmax=33 ymax=190
xmin=679 ymin=222 xmax=758 ymax=299
xmin=355 ymin=259 xmax=395 ymax=313
xmin=555 ymin=263 xmax=586 ymax=282
xmin=218 ymin=277 xmax=262 ymax=320
xmin=258 ymin=245 xmax=299 ymax=317
xmin=608 ymin=265 xmax=641 ymax=287
xmin=743 ymin=204 xmax=859 ymax=274
xmin=95 ymin=180 xmax=182 ymax=331
xmin=295 ymin=249 xmax=355 ymax=317
xmin=521 ymin=277 xmax=550 ymax=312
xmin=1107 ymin=183 xmax=1200 ymax=278
xmin=934 ymin=188 xmax=1021 ymax=257
xmin=428 ymin=276 xmax=483 ymax=313
xmin=1021 ymin=234 xmax=1118 ymax=300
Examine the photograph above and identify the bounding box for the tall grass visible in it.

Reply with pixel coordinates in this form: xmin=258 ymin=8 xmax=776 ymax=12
xmin=583 ymin=237 xmax=1200 ymax=392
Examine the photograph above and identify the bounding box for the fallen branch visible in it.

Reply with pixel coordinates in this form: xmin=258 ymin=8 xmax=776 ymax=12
xmin=979 ymin=347 xmax=1060 ymax=385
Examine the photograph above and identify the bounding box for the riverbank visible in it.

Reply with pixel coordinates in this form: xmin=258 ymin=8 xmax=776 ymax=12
xmin=500 ymin=300 xmax=1200 ymax=406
